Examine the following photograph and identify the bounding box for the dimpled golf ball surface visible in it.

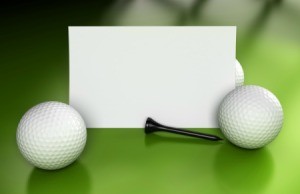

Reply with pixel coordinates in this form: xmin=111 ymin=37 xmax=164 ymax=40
xmin=235 ymin=60 xmax=244 ymax=87
xmin=17 ymin=101 xmax=87 ymax=170
xmin=218 ymin=86 xmax=283 ymax=149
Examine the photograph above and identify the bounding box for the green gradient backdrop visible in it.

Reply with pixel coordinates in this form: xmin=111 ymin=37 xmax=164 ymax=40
xmin=1 ymin=0 xmax=300 ymax=193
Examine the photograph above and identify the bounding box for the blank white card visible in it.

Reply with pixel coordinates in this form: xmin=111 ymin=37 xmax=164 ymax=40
xmin=69 ymin=27 xmax=236 ymax=128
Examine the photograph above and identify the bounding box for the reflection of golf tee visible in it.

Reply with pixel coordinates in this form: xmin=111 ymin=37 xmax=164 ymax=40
xmin=145 ymin=117 xmax=223 ymax=141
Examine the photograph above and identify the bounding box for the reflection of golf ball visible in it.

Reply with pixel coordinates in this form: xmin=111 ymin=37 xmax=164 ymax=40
xmin=218 ymin=85 xmax=283 ymax=149
xmin=17 ymin=101 xmax=87 ymax=170
xmin=235 ymin=60 xmax=244 ymax=87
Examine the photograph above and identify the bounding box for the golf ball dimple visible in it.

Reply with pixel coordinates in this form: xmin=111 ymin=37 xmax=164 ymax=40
xmin=235 ymin=60 xmax=244 ymax=87
xmin=218 ymin=85 xmax=283 ymax=149
xmin=17 ymin=101 xmax=87 ymax=170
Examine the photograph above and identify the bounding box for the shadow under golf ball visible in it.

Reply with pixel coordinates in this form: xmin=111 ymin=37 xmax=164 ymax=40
xmin=214 ymin=143 xmax=274 ymax=194
xmin=27 ymin=161 xmax=90 ymax=194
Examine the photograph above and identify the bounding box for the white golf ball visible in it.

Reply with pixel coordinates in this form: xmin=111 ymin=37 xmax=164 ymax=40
xmin=17 ymin=101 xmax=87 ymax=170
xmin=235 ymin=60 xmax=244 ymax=87
xmin=218 ymin=85 xmax=283 ymax=149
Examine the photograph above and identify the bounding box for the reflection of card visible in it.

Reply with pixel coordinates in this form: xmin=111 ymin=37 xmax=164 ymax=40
xmin=69 ymin=27 xmax=236 ymax=128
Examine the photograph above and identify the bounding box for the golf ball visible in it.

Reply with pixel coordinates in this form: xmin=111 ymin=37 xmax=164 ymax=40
xmin=218 ymin=85 xmax=283 ymax=149
xmin=235 ymin=60 xmax=244 ymax=87
xmin=17 ymin=101 xmax=87 ymax=170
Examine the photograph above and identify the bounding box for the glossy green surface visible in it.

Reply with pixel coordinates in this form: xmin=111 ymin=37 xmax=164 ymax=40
xmin=1 ymin=0 xmax=300 ymax=193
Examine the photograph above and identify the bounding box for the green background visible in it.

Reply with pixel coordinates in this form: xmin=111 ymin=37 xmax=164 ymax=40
xmin=1 ymin=0 xmax=300 ymax=193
